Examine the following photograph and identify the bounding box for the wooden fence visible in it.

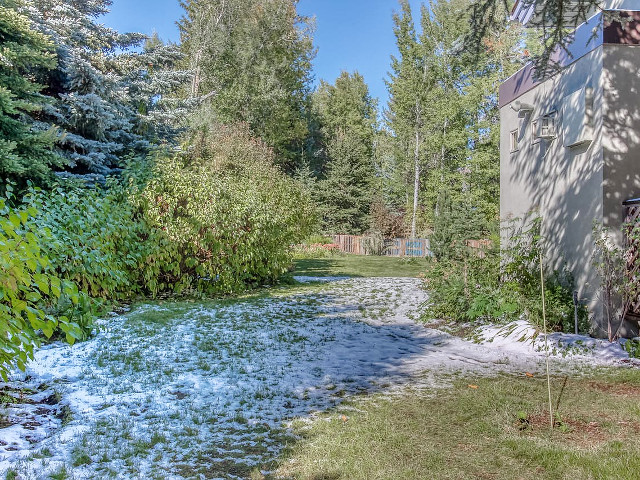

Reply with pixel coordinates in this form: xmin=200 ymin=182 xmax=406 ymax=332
xmin=332 ymin=234 xmax=431 ymax=257
xmin=333 ymin=234 xmax=365 ymax=255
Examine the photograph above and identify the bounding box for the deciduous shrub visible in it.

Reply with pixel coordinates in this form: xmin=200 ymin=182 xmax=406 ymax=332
xmin=424 ymin=218 xmax=588 ymax=332
xmin=23 ymin=182 xmax=162 ymax=300
xmin=141 ymin=123 xmax=316 ymax=294
xmin=592 ymin=221 xmax=640 ymax=341
xmin=1 ymin=124 xmax=316 ymax=376
xmin=0 ymin=189 xmax=83 ymax=380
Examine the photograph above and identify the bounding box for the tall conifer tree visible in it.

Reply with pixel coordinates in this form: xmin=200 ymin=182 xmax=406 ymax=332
xmin=26 ymin=0 xmax=150 ymax=182
xmin=313 ymin=71 xmax=378 ymax=234
xmin=0 ymin=3 xmax=61 ymax=192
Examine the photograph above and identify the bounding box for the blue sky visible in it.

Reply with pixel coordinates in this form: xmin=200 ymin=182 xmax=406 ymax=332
xmin=102 ymin=0 xmax=424 ymax=109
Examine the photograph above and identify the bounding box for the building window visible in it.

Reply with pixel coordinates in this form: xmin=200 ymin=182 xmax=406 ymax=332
xmin=531 ymin=119 xmax=540 ymax=144
xmin=510 ymin=129 xmax=519 ymax=153
xmin=539 ymin=114 xmax=556 ymax=139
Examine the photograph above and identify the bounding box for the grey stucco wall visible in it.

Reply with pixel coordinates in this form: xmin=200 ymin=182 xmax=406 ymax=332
xmin=602 ymin=44 xmax=640 ymax=337
xmin=500 ymin=48 xmax=605 ymax=334
xmin=603 ymin=44 xmax=640 ymax=234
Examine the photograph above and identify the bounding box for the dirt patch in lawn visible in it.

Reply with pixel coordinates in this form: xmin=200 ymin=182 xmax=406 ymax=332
xmin=587 ymin=380 xmax=640 ymax=397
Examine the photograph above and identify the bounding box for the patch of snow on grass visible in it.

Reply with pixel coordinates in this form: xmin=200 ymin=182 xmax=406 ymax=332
xmin=0 ymin=278 xmax=631 ymax=479
xmin=475 ymin=319 xmax=630 ymax=362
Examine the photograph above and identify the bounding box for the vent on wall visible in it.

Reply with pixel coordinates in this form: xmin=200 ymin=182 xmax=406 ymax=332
xmin=537 ymin=114 xmax=556 ymax=139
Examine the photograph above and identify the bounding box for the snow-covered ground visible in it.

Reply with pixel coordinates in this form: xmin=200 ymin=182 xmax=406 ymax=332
xmin=0 ymin=277 xmax=634 ymax=479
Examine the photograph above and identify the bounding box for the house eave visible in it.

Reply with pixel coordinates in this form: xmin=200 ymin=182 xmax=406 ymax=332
xmin=500 ymin=9 xmax=640 ymax=109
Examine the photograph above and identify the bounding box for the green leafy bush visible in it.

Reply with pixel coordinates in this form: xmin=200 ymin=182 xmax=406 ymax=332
xmin=0 ymin=189 xmax=83 ymax=380
xmin=142 ymin=123 xmax=316 ymax=294
xmin=1 ymin=123 xmax=316 ymax=376
xmin=623 ymin=338 xmax=640 ymax=358
xmin=23 ymin=182 xmax=161 ymax=300
xmin=424 ymin=218 xmax=588 ymax=332
xmin=424 ymin=239 xmax=515 ymax=323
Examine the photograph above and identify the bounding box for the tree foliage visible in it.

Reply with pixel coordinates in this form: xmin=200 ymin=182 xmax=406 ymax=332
xmin=386 ymin=0 xmax=523 ymax=250
xmin=313 ymin=71 xmax=378 ymax=234
xmin=179 ymin=0 xmax=315 ymax=172
xmin=0 ymin=4 xmax=61 ymax=193
xmin=22 ymin=0 xmax=151 ymax=182
xmin=319 ymin=129 xmax=374 ymax=234
xmin=469 ymin=0 xmax=600 ymax=75
xmin=112 ymin=33 xmax=193 ymax=144
xmin=143 ymin=122 xmax=316 ymax=293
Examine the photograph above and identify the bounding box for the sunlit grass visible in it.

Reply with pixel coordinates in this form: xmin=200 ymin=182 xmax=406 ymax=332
xmin=293 ymin=255 xmax=429 ymax=278
xmin=276 ymin=368 xmax=640 ymax=480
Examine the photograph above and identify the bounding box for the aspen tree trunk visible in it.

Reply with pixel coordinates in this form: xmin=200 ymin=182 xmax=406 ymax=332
xmin=191 ymin=50 xmax=201 ymax=96
xmin=411 ymin=128 xmax=420 ymax=239
xmin=435 ymin=118 xmax=448 ymax=218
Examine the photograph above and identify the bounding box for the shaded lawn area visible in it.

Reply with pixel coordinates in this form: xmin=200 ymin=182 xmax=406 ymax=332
xmin=293 ymin=255 xmax=429 ymax=278
xmin=276 ymin=368 xmax=640 ymax=480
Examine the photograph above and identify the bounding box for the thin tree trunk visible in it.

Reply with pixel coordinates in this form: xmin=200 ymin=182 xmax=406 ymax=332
xmin=440 ymin=117 xmax=448 ymax=181
xmin=435 ymin=118 xmax=448 ymax=218
xmin=191 ymin=50 xmax=202 ymax=96
xmin=411 ymin=128 xmax=420 ymax=239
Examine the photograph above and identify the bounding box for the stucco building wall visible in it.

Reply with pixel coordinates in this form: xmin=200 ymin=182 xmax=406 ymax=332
xmin=602 ymin=44 xmax=640 ymax=238
xmin=500 ymin=48 xmax=605 ymax=333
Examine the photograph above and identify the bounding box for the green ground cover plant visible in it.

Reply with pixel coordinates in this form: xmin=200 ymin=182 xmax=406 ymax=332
xmin=277 ymin=368 xmax=640 ymax=480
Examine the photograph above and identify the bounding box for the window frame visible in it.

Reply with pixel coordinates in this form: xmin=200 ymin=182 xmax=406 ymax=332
xmin=509 ymin=129 xmax=519 ymax=153
xmin=539 ymin=113 xmax=557 ymax=139
xmin=531 ymin=119 xmax=540 ymax=144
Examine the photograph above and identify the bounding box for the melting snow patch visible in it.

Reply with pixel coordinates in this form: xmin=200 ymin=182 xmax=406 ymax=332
xmin=0 ymin=278 xmax=633 ymax=479
xmin=475 ymin=319 xmax=630 ymax=362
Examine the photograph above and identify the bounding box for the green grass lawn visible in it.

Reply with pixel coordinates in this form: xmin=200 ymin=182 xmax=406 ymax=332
xmin=275 ymin=368 xmax=640 ymax=480
xmin=292 ymin=255 xmax=429 ymax=278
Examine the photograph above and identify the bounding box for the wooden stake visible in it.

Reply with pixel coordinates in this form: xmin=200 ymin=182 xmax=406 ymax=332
xmin=540 ymin=251 xmax=553 ymax=431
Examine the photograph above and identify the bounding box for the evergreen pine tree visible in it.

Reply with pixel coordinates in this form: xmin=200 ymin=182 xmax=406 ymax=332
xmin=27 ymin=0 xmax=150 ymax=182
xmin=0 ymin=3 xmax=61 ymax=192
xmin=320 ymin=130 xmax=374 ymax=234
xmin=313 ymin=71 xmax=377 ymax=234
xmin=116 ymin=33 xmax=192 ymax=144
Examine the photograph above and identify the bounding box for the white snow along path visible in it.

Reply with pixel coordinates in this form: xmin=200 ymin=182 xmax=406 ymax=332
xmin=0 ymin=276 xmax=630 ymax=479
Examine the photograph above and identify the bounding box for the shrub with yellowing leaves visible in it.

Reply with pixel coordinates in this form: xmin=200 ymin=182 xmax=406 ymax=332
xmin=141 ymin=123 xmax=316 ymax=294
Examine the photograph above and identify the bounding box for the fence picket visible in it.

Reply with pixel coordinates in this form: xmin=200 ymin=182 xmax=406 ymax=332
xmin=331 ymin=235 xmax=431 ymax=257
